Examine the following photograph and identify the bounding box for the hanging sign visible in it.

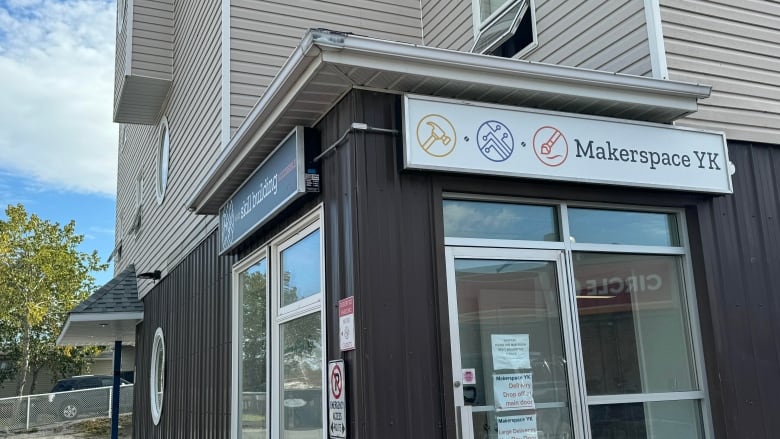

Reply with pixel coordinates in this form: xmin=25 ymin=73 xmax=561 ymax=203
xmin=328 ymin=360 xmax=347 ymax=438
xmin=493 ymin=373 xmax=535 ymax=411
xmin=339 ymin=297 xmax=356 ymax=351
xmin=219 ymin=127 xmax=307 ymax=254
xmin=497 ymin=414 xmax=538 ymax=439
xmin=492 ymin=334 xmax=531 ymax=370
xmin=403 ymin=95 xmax=733 ymax=194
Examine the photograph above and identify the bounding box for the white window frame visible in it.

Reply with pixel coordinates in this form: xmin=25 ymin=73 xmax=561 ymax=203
xmin=443 ymin=195 xmax=714 ymax=439
xmin=470 ymin=0 xmax=538 ymax=56
xmin=155 ymin=116 xmax=170 ymax=204
xmin=231 ymin=206 xmax=326 ymax=439
xmin=150 ymin=327 xmax=165 ymax=426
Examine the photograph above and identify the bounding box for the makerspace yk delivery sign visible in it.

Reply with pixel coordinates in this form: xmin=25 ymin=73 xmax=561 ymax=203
xmin=403 ymin=95 xmax=732 ymax=194
xmin=493 ymin=373 xmax=535 ymax=411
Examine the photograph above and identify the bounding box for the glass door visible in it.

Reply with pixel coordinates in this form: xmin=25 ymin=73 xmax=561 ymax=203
xmin=446 ymin=247 xmax=581 ymax=439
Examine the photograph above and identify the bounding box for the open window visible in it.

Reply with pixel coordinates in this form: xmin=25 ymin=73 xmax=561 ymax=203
xmin=471 ymin=0 xmax=537 ymax=57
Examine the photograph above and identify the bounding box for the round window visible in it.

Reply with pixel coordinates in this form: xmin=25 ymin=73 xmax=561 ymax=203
xmin=150 ymin=327 xmax=165 ymax=425
xmin=156 ymin=117 xmax=170 ymax=203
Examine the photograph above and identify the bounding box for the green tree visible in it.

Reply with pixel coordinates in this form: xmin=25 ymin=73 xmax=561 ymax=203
xmin=0 ymin=204 xmax=107 ymax=396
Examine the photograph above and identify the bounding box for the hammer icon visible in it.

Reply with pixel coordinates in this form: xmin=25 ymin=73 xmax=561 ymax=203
xmin=420 ymin=121 xmax=452 ymax=152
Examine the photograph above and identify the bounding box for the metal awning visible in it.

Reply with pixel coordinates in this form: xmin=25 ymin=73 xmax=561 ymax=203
xmin=57 ymin=265 xmax=143 ymax=346
xmin=188 ymin=29 xmax=712 ymax=215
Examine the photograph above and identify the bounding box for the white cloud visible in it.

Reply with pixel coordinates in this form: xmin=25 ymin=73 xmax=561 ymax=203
xmin=0 ymin=0 xmax=117 ymax=197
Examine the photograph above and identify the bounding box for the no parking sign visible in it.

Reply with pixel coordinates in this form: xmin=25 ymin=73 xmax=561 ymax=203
xmin=328 ymin=360 xmax=346 ymax=438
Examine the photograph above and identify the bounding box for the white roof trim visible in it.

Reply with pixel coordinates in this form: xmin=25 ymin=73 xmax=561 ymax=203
xmin=188 ymin=29 xmax=712 ymax=215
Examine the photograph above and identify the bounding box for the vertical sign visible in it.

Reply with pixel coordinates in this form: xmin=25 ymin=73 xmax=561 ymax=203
xmin=339 ymin=297 xmax=355 ymax=351
xmin=328 ymin=360 xmax=347 ymax=438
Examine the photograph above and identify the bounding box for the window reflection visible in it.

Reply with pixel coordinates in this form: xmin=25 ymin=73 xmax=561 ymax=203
xmin=568 ymin=208 xmax=679 ymax=246
xmin=240 ymin=260 xmax=267 ymax=438
xmin=281 ymin=230 xmax=321 ymax=307
xmin=280 ymin=312 xmax=322 ymax=438
xmin=574 ymin=253 xmax=696 ymax=395
xmin=444 ymin=200 xmax=559 ymax=241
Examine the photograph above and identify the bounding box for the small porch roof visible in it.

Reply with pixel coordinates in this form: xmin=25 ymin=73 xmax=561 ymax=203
xmin=57 ymin=265 xmax=143 ymax=346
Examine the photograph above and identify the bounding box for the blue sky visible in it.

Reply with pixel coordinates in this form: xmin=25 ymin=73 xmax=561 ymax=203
xmin=0 ymin=0 xmax=117 ymax=286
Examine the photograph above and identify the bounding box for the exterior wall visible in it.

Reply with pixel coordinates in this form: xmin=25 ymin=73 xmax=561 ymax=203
xmin=228 ymin=0 xmax=423 ymax=135
xmin=421 ymin=0 xmax=653 ymax=76
xmin=115 ymin=0 xmax=222 ymax=298
xmin=660 ymin=0 xmax=780 ymax=143
xmin=692 ymin=141 xmax=780 ymax=438
xmin=319 ymin=91 xmax=447 ymax=438
xmin=129 ymin=0 xmax=175 ymax=80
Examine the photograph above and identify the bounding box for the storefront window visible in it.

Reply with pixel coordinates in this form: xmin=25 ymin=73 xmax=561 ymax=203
xmin=232 ymin=209 xmax=324 ymax=439
xmin=445 ymin=200 xmax=710 ymax=438
xmin=568 ymin=208 xmax=679 ymax=246
xmin=237 ymin=259 xmax=267 ymax=438
xmin=444 ymin=200 xmax=559 ymax=241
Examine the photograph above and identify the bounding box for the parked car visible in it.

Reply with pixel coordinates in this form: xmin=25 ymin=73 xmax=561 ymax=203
xmin=38 ymin=375 xmax=131 ymax=421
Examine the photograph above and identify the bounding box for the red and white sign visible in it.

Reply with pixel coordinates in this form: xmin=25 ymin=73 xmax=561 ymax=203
xmin=328 ymin=360 xmax=346 ymax=438
xmin=339 ymin=297 xmax=355 ymax=351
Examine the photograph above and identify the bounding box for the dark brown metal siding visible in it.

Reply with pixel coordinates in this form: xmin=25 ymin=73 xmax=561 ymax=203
xmin=319 ymin=90 xmax=449 ymax=438
xmin=693 ymin=141 xmax=780 ymax=439
xmin=134 ymin=196 xmax=321 ymax=438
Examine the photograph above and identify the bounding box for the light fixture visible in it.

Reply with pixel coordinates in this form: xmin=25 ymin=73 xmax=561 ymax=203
xmin=137 ymin=270 xmax=162 ymax=281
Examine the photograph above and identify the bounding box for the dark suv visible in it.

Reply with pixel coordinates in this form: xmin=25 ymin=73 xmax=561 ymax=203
xmin=41 ymin=375 xmax=131 ymax=421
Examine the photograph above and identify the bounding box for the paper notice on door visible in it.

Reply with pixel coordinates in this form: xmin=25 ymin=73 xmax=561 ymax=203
xmin=497 ymin=414 xmax=538 ymax=439
xmin=491 ymin=334 xmax=531 ymax=370
xmin=493 ymin=372 xmax=535 ymax=411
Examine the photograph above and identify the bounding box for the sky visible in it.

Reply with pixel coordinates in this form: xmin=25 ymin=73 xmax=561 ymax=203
xmin=0 ymin=0 xmax=117 ymax=287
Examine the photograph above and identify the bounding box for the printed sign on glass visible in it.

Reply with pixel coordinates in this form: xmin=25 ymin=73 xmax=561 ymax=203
xmin=497 ymin=414 xmax=538 ymax=439
xmin=492 ymin=334 xmax=531 ymax=370
xmin=493 ymin=373 xmax=535 ymax=411
xmin=403 ymin=95 xmax=733 ymax=194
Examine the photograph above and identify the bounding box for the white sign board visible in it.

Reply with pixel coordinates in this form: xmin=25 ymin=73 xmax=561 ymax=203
xmin=339 ymin=297 xmax=355 ymax=351
xmin=403 ymin=95 xmax=733 ymax=194
xmin=492 ymin=334 xmax=530 ymax=370
xmin=497 ymin=414 xmax=538 ymax=439
xmin=328 ymin=360 xmax=346 ymax=438
xmin=493 ymin=373 xmax=535 ymax=411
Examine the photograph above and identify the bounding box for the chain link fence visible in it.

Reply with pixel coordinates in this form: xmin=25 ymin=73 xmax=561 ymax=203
xmin=0 ymin=385 xmax=133 ymax=432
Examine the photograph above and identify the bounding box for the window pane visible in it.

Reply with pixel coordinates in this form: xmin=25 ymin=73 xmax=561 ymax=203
xmin=480 ymin=0 xmax=511 ymax=22
xmin=444 ymin=200 xmax=559 ymax=241
xmin=280 ymin=312 xmax=322 ymax=438
xmin=281 ymin=230 xmax=321 ymax=307
xmin=455 ymin=259 xmax=574 ymax=438
xmin=239 ymin=259 xmax=267 ymax=438
xmin=589 ymin=400 xmax=704 ymax=439
xmin=568 ymin=208 xmax=679 ymax=246
xmin=574 ymin=253 xmax=697 ymax=395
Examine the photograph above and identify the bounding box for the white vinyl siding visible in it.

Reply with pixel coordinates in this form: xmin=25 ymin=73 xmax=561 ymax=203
xmin=660 ymin=0 xmax=780 ymax=144
xmin=228 ymin=0 xmax=422 ymax=136
xmin=421 ymin=0 xmax=652 ymax=76
xmin=422 ymin=0 xmax=474 ymax=51
xmin=129 ymin=0 xmax=174 ymax=80
xmin=115 ymin=0 xmax=222 ymax=298
xmin=525 ymin=0 xmax=652 ymax=76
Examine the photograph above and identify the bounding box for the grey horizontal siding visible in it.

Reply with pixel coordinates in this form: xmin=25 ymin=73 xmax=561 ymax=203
xmin=661 ymin=0 xmax=780 ymax=143
xmin=115 ymin=0 xmax=222 ymax=302
xmin=421 ymin=0 xmax=473 ymax=51
xmin=525 ymin=0 xmax=652 ymax=76
xmin=129 ymin=0 xmax=174 ymax=81
xmin=228 ymin=0 xmax=422 ymax=136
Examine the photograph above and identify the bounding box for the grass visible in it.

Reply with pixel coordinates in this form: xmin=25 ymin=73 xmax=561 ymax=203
xmin=74 ymin=414 xmax=133 ymax=437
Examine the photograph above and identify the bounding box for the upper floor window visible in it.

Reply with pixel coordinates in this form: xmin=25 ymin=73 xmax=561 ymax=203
xmin=117 ymin=0 xmax=127 ymax=34
xmin=156 ymin=117 xmax=170 ymax=203
xmin=472 ymin=0 xmax=537 ymax=57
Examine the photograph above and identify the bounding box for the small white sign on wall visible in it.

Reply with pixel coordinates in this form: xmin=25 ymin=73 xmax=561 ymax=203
xmin=497 ymin=414 xmax=538 ymax=439
xmin=339 ymin=297 xmax=355 ymax=351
